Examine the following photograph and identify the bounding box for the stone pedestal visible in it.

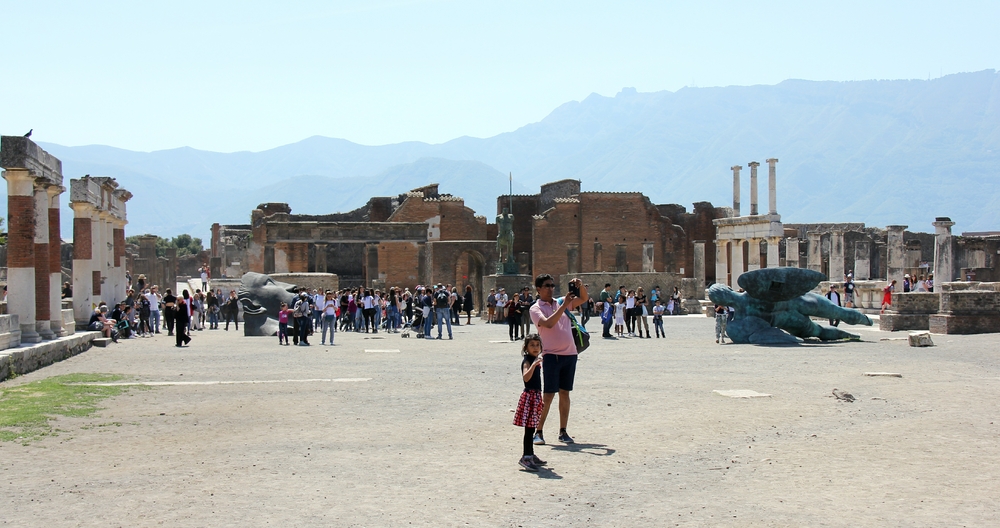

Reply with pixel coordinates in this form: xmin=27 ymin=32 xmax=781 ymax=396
xmin=829 ymin=230 xmax=845 ymax=281
xmin=766 ymin=237 xmax=780 ymax=269
xmin=887 ymin=225 xmax=907 ymax=288
xmin=806 ymin=232 xmax=822 ymax=274
xmin=785 ymin=238 xmax=800 ymax=268
xmin=933 ymin=218 xmax=956 ymax=283
xmin=483 ymin=274 xmax=534 ymax=305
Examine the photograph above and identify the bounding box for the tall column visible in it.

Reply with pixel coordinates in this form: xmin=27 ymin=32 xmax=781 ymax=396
xmin=693 ymin=241 xmax=706 ymax=287
xmin=932 ymin=218 xmax=956 ymax=283
xmin=767 ymin=237 xmax=780 ymax=268
xmin=746 ymin=238 xmax=761 ymax=271
xmin=731 ymin=239 xmax=745 ymax=287
xmin=715 ymin=241 xmax=728 ymax=286
xmin=33 ymin=183 xmax=55 ymax=339
xmin=731 ymin=165 xmax=742 ymax=216
xmin=829 ymin=229 xmax=845 ymax=281
xmin=886 ymin=225 xmax=907 ymax=287
xmin=766 ymin=158 xmax=778 ymax=215
xmin=47 ymin=185 xmax=66 ymax=337
xmin=71 ymin=202 xmax=96 ymax=325
xmin=113 ymin=219 xmax=126 ymax=301
xmin=785 ymin=238 xmax=800 ymax=268
xmin=806 ymin=232 xmax=823 ymax=273
xmin=3 ymin=169 xmax=40 ymax=342
xmin=748 ymin=161 xmax=760 ymax=216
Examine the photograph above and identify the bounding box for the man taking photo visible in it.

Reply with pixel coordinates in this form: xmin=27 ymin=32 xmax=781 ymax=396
xmin=529 ymin=274 xmax=588 ymax=445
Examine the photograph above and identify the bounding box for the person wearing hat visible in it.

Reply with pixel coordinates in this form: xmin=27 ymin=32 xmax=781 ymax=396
xmin=825 ymin=284 xmax=842 ymax=326
xmin=903 ymin=273 xmax=912 ymax=293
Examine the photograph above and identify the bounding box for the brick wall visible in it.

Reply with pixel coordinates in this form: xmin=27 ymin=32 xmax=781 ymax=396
xmin=35 ymin=243 xmax=49 ymax=319
xmin=377 ymin=241 xmax=423 ymax=289
xmin=7 ymin=195 xmax=34 ymax=268
xmin=113 ymin=228 xmax=125 ymax=267
xmin=73 ymin=218 xmax=92 ymax=260
xmin=48 ymin=208 xmax=61 ymax=273
xmin=532 ymin=200 xmax=582 ymax=286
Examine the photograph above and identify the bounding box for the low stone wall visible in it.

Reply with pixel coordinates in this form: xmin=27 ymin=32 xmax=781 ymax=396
xmin=269 ymin=273 xmax=339 ymax=293
xmin=0 ymin=314 xmax=21 ymax=351
xmin=816 ymin=280 xmax=885 ymax=314
xmin=61 ymin=308 xmax=75 ymax=336
xmin=929 ymin=288 xmax=1000 ymax=334
xmin=0 ymin=331 xmax=100 ymax=381
xmin=879 ymin=292 xmax=940 ymax=331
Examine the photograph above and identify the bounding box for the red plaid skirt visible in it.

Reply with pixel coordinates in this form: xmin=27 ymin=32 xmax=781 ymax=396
xmin=513 ymin=389 xmax=543 ymax=428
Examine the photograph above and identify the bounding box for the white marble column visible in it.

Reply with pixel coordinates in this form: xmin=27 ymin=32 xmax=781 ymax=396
xmin=732 ymin=239 xmax=745 ymax=287
xmin=71 ymin=202 xmax=97 ymax=324
xmin=933 ymin=218 xmax=956 ymax=283
xmin=807 ymin=232 xmax=823 ymax=273
xmin=829 ymin=230 xmax=845 ymax=281
xmin=886 ymin=225 xmax=907 ymax=286
xmin=731 ymin=165 xmax=742 ymax=216
xmin=786 ymin=238 xmax=800 ymax=268
xmin=767 ymin=237 xmax=780 ymax=268
xmin=766 ymin=158 xmax=778 ymax=215
xmin=747 ymin=237 xmax=761 ymax=271
xmin=715 ymin=241 xmax=729 ymax=286
xmin=748 ymin=162 xmax=760 ymax=215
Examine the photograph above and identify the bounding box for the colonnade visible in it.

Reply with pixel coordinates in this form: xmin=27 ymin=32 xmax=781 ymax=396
xmin=70 ymin=176 xmax=131 ymax=325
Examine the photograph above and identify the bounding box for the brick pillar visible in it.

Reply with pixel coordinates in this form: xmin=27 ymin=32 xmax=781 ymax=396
xmin=886 ymin=225 xmax=907 ymax=288
xmin=33 ymin=183 xmax=55 ymax=339
xmin=715 ymin=241 xmax=728 ymax=286
xmin=3 ymin=168 xmax=40 ymax=342
xmin=113 ymin=220 xmax=127 ymax=302
xmin=746 ymin=237 xmax=761 ymax=271
xmin=748 ymin=161 xmax=760 ymax=216
xmin=71 ymin=202 xmax=96 ymax=325
xmin=47 ymin=185 xmax=66 ymax=337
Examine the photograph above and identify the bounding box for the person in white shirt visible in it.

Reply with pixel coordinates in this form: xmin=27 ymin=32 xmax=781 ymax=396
xmin=146 ymin=285 xmax=162 ymax=334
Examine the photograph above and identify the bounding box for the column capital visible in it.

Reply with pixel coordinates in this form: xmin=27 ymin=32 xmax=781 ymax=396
xmin=730 ymin=165 xmax=742 ymax=172
xmin=766 ymin=158 xmax=778 ymax=165
xmin=748 ymin=161 xmax=760 ymax=168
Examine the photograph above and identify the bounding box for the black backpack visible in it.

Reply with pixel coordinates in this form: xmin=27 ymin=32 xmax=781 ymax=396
xmin=435 ymin=291 xmax=450 ymax=308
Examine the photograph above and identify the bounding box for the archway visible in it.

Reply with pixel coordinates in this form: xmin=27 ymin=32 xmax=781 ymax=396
xmin=455 ymin=250 xmax=487 ymax=314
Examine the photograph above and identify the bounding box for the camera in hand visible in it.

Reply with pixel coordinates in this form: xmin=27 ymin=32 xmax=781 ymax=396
xmin=568 ymin=282 xmax=580 ymax=297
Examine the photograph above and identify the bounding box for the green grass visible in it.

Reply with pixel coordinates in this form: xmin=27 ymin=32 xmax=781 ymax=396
xmin=0 ymin=373 xmax=138 ymax=444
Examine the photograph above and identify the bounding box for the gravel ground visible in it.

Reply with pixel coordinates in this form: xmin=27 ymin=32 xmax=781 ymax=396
xmin=2 ymin=315 xmax=999 ymax=527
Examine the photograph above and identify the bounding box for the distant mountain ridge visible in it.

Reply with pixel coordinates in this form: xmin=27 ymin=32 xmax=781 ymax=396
xmin=24 ymin=69 xmax=1000 ymax=238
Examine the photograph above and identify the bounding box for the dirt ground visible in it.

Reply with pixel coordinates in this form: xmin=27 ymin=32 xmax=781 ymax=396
xmin=2 ymin=315 xmax=998 ymax=527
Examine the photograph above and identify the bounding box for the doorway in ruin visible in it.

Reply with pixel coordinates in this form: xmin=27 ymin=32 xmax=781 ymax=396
xmin=455 ymin=250 xmax=487 ymax=314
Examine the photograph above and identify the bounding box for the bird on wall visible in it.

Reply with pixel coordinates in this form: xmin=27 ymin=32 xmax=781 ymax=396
xmin=24 ymin=129 xmax=32 ymax=138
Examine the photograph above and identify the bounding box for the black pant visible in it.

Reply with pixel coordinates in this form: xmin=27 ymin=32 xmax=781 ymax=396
xmin=165 ymin=309 xmax=175 ymax=335
xmin=508 ymin=317 xmax=521 ymax=340
xmin=224 ymin=309 xmax=238 ymax=330
xmin=363 ymin=308 xmax=376 ymax=332
xmin=175 ymin=319 xmax=191 ymax=346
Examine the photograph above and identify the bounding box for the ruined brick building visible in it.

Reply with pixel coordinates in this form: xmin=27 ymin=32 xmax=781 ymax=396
xmin=213 ymin=180 xmax=729 ymax=307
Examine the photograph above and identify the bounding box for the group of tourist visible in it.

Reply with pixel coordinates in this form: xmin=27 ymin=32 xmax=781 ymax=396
xmin=593 ymin=284 xmax=683 ymax=339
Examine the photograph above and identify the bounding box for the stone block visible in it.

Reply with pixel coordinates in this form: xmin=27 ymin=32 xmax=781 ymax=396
xmin=928 ymin=313 xmax=1000 ymax=335
xmin=92 ymin=337 xmax=112 ymax=347
xmin=0 ymin=136 xmax=63 ymax=184
xmin=890 ymin=292 xmax=940 ymax=313
xmin=879 ymin=313 xmax=930 ymax=331
xmin=908 ymin=331 xmax=934 ymax=347
xmin=939 ymin=290 xmax=1000 ymax=314
xmin=62 ymin=309 xmax=75 ymax=335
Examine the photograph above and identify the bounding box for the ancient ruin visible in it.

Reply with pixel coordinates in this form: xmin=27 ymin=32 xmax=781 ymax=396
xmin=70 ymin=176 xmax=131 ymax=327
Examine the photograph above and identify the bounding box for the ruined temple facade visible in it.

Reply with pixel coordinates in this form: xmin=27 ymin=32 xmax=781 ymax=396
xmin=219 ymin=181 xmax=725 ymax=303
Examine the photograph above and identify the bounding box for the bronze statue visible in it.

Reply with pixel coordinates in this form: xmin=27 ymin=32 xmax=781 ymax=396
xmin=496 ymin=207 xmax=514 ymax=261
xmin=708 ymin=268 xmax=872 ymax=344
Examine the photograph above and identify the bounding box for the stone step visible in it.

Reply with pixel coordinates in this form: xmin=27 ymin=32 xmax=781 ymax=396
xmin=91 ymin=337 xmax=113 ymax=347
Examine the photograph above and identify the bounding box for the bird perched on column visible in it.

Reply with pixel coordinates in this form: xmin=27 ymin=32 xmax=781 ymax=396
xmin=24 ymin=129 xmax=32 ymax=138
xmin=832 ymin=388 xmax=855 ymax=402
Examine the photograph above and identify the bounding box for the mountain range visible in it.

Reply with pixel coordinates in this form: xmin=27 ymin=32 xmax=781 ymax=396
xmin=21 ymin=69 xmax=1000 ymax=240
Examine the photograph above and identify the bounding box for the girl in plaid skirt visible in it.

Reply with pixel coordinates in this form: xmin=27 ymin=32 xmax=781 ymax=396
xmin=513 ymin=334 xmax=546 ymax=472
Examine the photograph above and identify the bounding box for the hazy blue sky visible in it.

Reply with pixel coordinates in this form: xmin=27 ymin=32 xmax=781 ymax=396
xmin=2 ymin=0 xmax=998 ymax=152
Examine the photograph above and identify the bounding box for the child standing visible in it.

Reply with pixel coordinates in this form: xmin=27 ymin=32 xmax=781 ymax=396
xmin=652 ymin=299 xmax=665 ymax=338
xmin=513 ymin=334 xmax=547 ymax=472
xmin=615 ymin=297 xmax=625 ymax=337
xmin=714 ymin=304 xmax=728 ymax=344
xmin=278 ymin=302 xmax=292 ymax=345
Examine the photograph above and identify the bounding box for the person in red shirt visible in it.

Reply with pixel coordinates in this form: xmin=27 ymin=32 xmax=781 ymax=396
xmin=529 ymin=274 xmax=588 ymax=446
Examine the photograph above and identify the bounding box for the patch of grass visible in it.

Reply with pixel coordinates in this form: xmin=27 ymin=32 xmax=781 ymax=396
xmin=0 ymin=373 xmax=138 ymax=444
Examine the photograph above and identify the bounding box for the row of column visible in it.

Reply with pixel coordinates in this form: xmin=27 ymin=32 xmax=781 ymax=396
xmin=714 ymin=236 xmax=783 ymax=287
xmin=70 ymin=176 xmax=131 ymax=325
xmin=3 ymin=170 xmax=65 ymax=342
xmin=731 ymin=159 xmax=778 ymax=216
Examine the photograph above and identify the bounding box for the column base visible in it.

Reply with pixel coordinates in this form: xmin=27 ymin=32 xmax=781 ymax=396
xmin=50 ymin=320 xmax=67 ymax=337
xmin=37 ymin=321 xmax=56 ymax=340
xmin=20 ymin=324 xmax=41 ymax=343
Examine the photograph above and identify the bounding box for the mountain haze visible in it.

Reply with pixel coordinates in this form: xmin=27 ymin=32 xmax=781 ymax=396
xmin=25 ymin=69 xmax=1000 ymax=239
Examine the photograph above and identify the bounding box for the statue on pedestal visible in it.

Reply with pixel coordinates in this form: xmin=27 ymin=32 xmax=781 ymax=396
xmin=496 ymin=207 xmax=518 ymax=275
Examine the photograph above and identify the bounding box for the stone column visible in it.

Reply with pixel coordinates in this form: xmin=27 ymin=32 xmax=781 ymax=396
xmin=731 ymin=165 xmax=742 ymax=216
xmin=315 ymin=243 xmax=328 ymax=273
xmin=33 ymin=183 xmax=55 ymax=339
xmin=806 ymin=232 xmax=823 ymax=273
xmin=715 ymin=241 xmax=728 ymax=286
xmin=748 ymin=161 xmax=760 ymax=215
xmin=933 ymin=218 xmax=956 ymax=283
xmin=767 ymin=236 xmax=780 ymax=268
xmin=3 ymin=169 xmax=40 ymax=342
xmin=97 ymin=211 xmax=113 ymax=304
xmin=731 ymin=239 xmax=745 ymax=287
xmin=766 ymin=158 xmax=778 ymax=215
xmin=693 ymin=241 xmax=706 ymax=287
xmin=641 ymin=242 xmax=654 ymax=272
xmin=746 ymin=238 xmax=761 ymax=271
xmin=853 ymin=240 xmax=871 ymax=280
xmin=786 ymin=238 xmax=800 ymax=268
xmin=113 ymin=219 xmax=127 ymax=302
xmin=886 ymin=225 xmax=907 ymax=287
xmin=47 ymin=185 xmax=65 ymax=337
xmin=829 ymin=230 xmax=845 ymax=281
xmin=71 ymin=201 xmax=96 ymax=325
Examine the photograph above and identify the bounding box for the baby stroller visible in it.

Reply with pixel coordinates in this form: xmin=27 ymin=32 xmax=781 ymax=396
xmin=409 ymin=311 xmax=423 ymax=338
